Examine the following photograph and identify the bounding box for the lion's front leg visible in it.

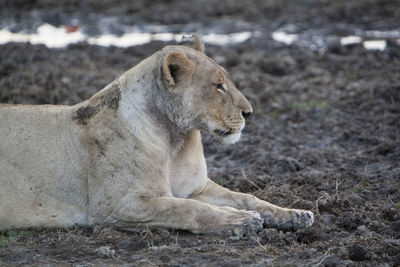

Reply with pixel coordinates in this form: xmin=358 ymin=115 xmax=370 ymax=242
xmin=107 ymin=195 xmax=263 ymax=237
xmin=190 ymin=179 xmax=314 ymax=230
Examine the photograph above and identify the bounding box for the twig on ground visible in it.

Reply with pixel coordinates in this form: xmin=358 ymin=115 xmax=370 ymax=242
xmin=145 ymin=225 xmax=154 ymax=238
xmin=313 ymin=249 xmax=331 ymax=267
xmin=335 ymin=178 xmax=343 ymax=202
xmin=253 ymin=237 xmax=268 ymax=251
xmin=361 ymin=162 xmax=369 ymax=180
xmin=314 ymin=196 xmax=324 ymax=216
xmin=175 ymin=232 xmax=179 ymax=246
xmin=241 ymin=169 xmax=262 ymax=191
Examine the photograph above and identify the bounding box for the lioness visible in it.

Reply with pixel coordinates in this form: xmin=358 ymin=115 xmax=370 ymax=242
xmin=0 ymin=36 xmax=313 ymax=236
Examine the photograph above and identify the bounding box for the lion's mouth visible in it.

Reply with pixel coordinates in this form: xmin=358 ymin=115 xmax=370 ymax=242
xmin=213 ymin=129 xmax=233 ymax=137
xmin=212 ymin=127 xmax=242 ymax=144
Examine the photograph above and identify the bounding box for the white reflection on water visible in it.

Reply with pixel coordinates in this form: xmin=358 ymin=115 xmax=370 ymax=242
xmin=1 ymin=23 xmax=398 ymax=53
xmin=363 ymin=40 xmax=387 ymax=51
xmin=0 ymin=24 xmax=253 ymax=48
xmin=340 ymin=36 xmax=362 ymax=46
xmin=272 ymin=28 xmax=399 ymax=52
xmin=0 ymin=24 xmax=85 ymax=48
xmin=272 ymin=31 xmax=298 ymax=45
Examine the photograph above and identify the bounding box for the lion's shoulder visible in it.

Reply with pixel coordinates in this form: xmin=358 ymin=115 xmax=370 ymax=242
xmin=72 ymin=81 xmax=121 ymax=125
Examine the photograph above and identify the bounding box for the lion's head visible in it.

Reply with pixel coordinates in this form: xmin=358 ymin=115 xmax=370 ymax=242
xmin=158 ymin=36 xmax=252 ymax=144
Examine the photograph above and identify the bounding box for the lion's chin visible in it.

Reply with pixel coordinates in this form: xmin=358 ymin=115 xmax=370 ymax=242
xmin=212 ymin=128 xmax=242 ymax=144
xmin=212 ymin=132 xmax=240 ymax=145
xmin=222 ymin=132 xmax=241 ymax=144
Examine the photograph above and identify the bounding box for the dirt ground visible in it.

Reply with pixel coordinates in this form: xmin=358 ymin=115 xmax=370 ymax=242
xmin=1 ymin=0 xmax=400 ymax=266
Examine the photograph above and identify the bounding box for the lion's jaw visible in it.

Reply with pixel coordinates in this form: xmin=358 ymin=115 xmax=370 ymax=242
xmin=203 ymin=118 xmax=244 ymax=144
xmin=220 ymin=131 xmax=242 ymax=144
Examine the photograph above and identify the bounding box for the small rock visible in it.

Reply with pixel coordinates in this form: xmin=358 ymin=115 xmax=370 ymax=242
xmin=392 ymin=221 xmax=400 ymax=232
xmin=382 ymin=207 xmax=399 ymax=221
xmin=318 ymin=198 xmax=328 ymax=207
xmin=95 ymin=246 xmax=115 ymax=258
xmin=348 ymin=245 xmax=368 ymax=261
xmin=354 ymin=225 xmax=369 ymax=237
xmin=149 ymin=245 xmax=169 ymax=252
xmin=295 ymin=226 xmax=322 ymax=244
xmin=259 ymin=228 xmax=280 ymax=243
xmin=324 ymin=256 xmax=340 ymax=267
xmin=338 ymin=215 xmax=360 ymax=231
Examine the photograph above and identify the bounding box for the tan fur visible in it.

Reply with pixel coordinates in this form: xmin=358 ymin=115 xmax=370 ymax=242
xmin=0 ymin=39 xmax=313 ymax=234
xmin=182 ymin=34 xmax=205 ymax=53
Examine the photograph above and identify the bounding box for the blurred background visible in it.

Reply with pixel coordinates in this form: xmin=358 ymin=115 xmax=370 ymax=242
xmin=0 ymin=0 xmax=399 ymax=266
xmin=0 ymin=0 xmax=399 ymax=105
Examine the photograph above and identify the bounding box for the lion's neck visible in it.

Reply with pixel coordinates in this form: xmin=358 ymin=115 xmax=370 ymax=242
xmin=148 ymin=99 xmax=189 ymax=152
xmin=118 ymin=54 xmax=194 ymax=155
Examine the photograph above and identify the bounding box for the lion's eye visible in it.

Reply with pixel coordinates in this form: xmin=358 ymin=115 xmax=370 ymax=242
xmin=216 ymin=83 xmax=225 ymax=91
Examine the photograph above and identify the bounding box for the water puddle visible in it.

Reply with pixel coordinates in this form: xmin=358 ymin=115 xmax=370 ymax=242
xmin=0 ymin=23 xmax=253 ymax=48
xmin=0 ymin=24 xmax=85 ymax=48
xmin=362 ymin=40 xmax=387 ymax=51
xmin=338 ymin=36 xmax=387 ymax=51
xmin=271 ymin=32 xmax=298 ymax=45
xmin=272 ymin=28 xmax=400 ymax=52
xmin=340 ymin=36 xmax=362 ymax=46
xmin=0 ymin=22 xmax=399 ymax=53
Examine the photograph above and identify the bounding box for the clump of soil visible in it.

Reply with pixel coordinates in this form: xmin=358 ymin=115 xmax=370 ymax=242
xmin=1 ymin=0 xmax=399 ymax=266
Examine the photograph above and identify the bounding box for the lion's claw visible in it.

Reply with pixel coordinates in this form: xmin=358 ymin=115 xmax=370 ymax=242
xmin=221 ymin=211 xmax=263 ymax=239
xmin=262 ymin=209 xmax=314 ymax=231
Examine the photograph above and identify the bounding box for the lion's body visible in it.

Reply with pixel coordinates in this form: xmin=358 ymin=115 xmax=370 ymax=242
xmin=0 ymin=51 xmax=208 ymax=230
xmin=0 ymin=39 xmax=313 ymax=234
xmin=0 ymin=105 xmax=88 ymax=229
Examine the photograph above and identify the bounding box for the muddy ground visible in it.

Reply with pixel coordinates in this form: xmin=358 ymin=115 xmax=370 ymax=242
xmin=1 ymin=0 xmax=400 ymax=266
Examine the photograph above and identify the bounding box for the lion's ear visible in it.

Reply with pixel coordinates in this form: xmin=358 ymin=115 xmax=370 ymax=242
xmin=181 ymin=34 xmax=205 ymax=53
xmin=162 ymin=52 xmax=195 ymax=90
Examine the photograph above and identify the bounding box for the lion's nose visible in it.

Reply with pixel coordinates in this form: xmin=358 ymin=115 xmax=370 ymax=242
xmin=242 ymin=111 xmax=252 ymax=120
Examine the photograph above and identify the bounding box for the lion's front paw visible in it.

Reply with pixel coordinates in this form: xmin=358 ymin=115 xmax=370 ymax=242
xmin=263 ymin=209 xmax=314 ymax=231
xmin=220 ymin=210 xmax=264 ymax=239
xmin=291 ymin=210 xmax=314 ymax=229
